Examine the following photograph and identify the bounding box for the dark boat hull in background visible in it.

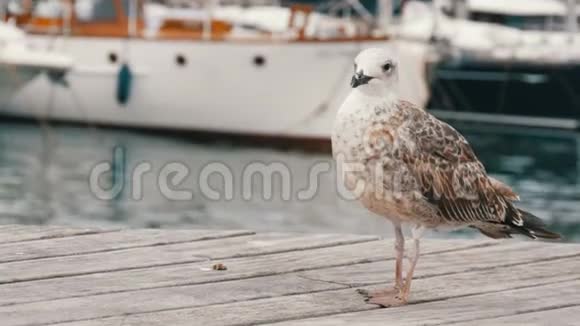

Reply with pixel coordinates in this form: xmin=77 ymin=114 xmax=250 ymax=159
xmin=426 ymin=60 xmax=580 ymax=129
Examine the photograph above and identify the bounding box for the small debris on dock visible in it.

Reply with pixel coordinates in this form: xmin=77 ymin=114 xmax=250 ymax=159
xmin=212 ymin=263 xmax=227 ymax=271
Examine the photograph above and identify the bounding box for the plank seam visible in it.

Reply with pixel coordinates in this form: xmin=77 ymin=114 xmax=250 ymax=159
xmin=212 ymin=237 xmax=381 ymax=260
xmin=414 ymin=276 xmax=580 ymax=308
xmin=249 ymin=278 xmax=580 ymax=326
xmin=438 ymin=303 xmax=580 ymax=325
xmin=296 ymin=274 xmax=353 ymax=288
xmin=0 ymin=231 xmax=256 ymax=264
xmin=36 ymin=287 xmax=363 ymax=326
xmin=307 ymin=251 xmax=580 ymax=290
xmin=0 ymin=241 xmax=497 ymax=307
xmin=0 ymin=237 xmax=380 ymax=286
xmin=293 ymin=253 xmax=580 ymax=290
xmin=0 ymin=229 xmax=121 ymax=245
xmin=134 ymin=240 xmax=497 ymax=283
xmin=35 ymin=277 xmax=580 ymax=326
xmin=412 ymin=251 xmax=580 ymax=283
xmin=48 ymin=275 xmax=580 ymax=326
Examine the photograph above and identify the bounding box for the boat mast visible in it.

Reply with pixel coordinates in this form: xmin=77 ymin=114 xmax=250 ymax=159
xmin=566 ymin=0 xmax=578 ymax=41
xmin=344 ymin=0 xmax=374 ymax=25
xmin=0 ymin=0 xmax=6 ymax=21
xmin=63 ymin=0 xmax=72 ymax=35
xmin=128 ymin=0 xmax=138 ymax=37
xmin=203 ymin=0 xmax=216 ymax=40
xmin=376 ymin=0 xmax=392 ymax=32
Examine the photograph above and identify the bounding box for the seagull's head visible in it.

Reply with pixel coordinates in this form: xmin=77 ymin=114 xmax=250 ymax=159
xmin=351 ymin=48 xmax=399 ymax=94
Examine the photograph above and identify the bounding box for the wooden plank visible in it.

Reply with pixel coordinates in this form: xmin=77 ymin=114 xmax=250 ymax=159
xmin=451 ymin=306 xmax=580 ymax=326
xmin=298 ymin=240 xmax=580 ymax=287
xmin=51 ymin=288 xmax=372 ymax=326
xmin=298 ymin=253 xmax=580 ymax=304
xmin=3 ymin=253 xmax=579 ymax=326
xmin=0 ymin=225 xmax=116 ymax=244
xmin=0 ymin=239 xmax=490 ymax=306
xmin=47 ymin=279 xmax=580 ymax=326
xmin=1 ymin=228 xmax=578 ymax=326
xmin=266 ymin=280 xmax=580 ymax=326
xmin=0 ymin=229 xmax=255 ymax=263
xmin=0 ymin=232 xmax=379 ymax=284
xmin=0 ymin=274 xmax=343 ymax=326
xmin=407 ymin=255 xmax=580 ymax=304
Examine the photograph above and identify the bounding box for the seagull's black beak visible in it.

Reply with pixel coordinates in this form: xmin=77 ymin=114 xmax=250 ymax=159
xmin=351 ymin=72 xmax=373 ymax=88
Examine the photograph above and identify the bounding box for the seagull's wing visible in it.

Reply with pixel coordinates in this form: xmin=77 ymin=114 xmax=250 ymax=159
xmin=394 ymin=101 xmax=521 ymax=225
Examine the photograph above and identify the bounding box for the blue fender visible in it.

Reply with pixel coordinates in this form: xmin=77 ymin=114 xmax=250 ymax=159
xmin=116 ymin=63 xmax=133 ymax=106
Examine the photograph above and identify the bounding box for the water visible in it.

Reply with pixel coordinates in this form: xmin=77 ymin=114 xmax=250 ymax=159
xmin=0 ymin=121 xmax=578 ymax=241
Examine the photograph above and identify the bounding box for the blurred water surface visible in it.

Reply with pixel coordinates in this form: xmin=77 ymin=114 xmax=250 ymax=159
xmin=0 ymin=121 xmax=578 ymax=241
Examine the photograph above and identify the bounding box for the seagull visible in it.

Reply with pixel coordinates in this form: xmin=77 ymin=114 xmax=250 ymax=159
xmin=331 ymin=47 xmax=561 ymax=307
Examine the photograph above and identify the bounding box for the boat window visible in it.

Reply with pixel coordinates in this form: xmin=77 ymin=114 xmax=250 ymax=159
xmin=469 ymin=12 xmax=567 ymax=31
xmin=109 ymin=52 xmax=118 ymax=64
xmin=31 ymin=0 xmax=64 ymax=18
xmin=176 ymin=54 xmax=187 ymax=66
xmin=75 ymin=0 xmax=117 ymax=22
xmin=253 ymin=55 xmax=266 ymax=67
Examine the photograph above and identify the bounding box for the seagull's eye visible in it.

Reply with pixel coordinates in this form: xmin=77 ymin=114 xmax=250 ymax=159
xmin=382 ymin=63 xmax=393 ymax=72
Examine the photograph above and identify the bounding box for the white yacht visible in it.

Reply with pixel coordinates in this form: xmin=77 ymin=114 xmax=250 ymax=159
xmin=0 ymin=0 xmax=429 ymax=140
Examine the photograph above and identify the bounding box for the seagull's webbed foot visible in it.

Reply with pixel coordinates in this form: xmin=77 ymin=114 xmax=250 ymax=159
xmin=357 ymin=287 xmax=408 ymax=307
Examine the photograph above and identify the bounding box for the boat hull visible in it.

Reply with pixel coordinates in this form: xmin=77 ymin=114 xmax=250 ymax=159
xmin=2 ymin=36 xmax=428 ymax=138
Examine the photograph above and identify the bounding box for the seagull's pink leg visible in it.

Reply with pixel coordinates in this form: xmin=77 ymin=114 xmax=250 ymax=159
xmin=358 ymin=222 xmax=406 ymax=306
xmin=400 ymin=225 xmax=426 ymax=301
xmin=393 ymin=223 xmax=405 ymax=289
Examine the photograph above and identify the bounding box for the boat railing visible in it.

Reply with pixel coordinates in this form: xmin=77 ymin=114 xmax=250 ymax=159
xmin=3 ymin=0 xmax=386 ymax=42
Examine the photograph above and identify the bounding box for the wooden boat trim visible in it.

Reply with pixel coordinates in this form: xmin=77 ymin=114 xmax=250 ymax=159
xmin=13 ymin=0 xmax=388 ymax=43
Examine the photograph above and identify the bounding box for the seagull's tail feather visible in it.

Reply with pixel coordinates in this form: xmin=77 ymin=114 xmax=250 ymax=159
xmin=471 ymin=223 xmax=511 ymax=239
xmin=473 ymin=209 xmax=561 ymax=240
xmin=511 ymin=209 xmax=562 ymax=240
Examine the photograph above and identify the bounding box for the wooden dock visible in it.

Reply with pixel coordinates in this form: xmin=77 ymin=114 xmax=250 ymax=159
xmin=1 ymin=225 xmax=579 ymax=326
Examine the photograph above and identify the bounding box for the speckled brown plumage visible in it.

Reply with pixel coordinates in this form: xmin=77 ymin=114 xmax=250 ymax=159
xmin=332 ymin=47 xmax=560 ymax=307
xmin=333 ymin=66 xmax=560 ymax=238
